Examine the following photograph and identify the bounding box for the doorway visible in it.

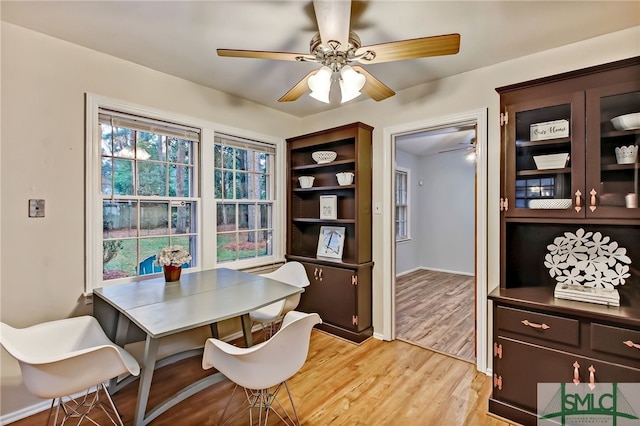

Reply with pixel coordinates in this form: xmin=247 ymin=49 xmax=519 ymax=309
xmin=394 ymin=125 xmax=477 ymax=362
xmin=380 ymin=108 xmax=488 ymax=373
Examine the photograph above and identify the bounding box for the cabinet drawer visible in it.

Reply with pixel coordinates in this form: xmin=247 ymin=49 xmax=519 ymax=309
xmin=591 ymin=323 xmax=640 ymax=361
xmin=496 ymin=306 xmax=579 ymax=346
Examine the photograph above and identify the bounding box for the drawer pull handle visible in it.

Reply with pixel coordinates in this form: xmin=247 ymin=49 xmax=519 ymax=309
xmin=589 ymin=189 xmax=597 ymax=212
xmin=573 ymin=361 xmax=580 ymax=385
xmin=588 ymin=365 xmax=596 ymax=390
xmin=575 ymin=189 xmax=582 ymax=213
xmin=623 ymin=340 xmax=640 ymax=350
xmin=521 ymin=319 xmax=550 ymax=330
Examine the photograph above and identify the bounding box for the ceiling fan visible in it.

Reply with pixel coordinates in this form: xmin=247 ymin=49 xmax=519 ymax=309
xmin=217 ymin=0 xmax=460 ymax=104
xmin=439 ymin=137 xmax=477 ymax=161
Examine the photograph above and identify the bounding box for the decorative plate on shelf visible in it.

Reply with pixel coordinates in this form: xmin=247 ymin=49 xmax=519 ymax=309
xmin=544 ymin=228 xmax=632 ymax=306
xmin=529 ymin=199 xmax=572 ymax=209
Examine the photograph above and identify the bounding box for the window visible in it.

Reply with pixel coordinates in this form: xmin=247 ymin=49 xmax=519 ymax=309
xmin=86 ymin=95 xmax=284 ymax=292
xmin=99 ymin=110 xmax=199 ymax=281
xmin=395 ymin=168 xmax=409 ymax=241
xmin=214 ymin=135 xmax=274 ymax=262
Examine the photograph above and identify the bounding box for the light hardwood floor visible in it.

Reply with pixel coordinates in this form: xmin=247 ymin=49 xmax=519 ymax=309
xmin=9 ymin=330 xmax=512 ymax=426
xmin=396 ymin=269 xmax=475 ymax=362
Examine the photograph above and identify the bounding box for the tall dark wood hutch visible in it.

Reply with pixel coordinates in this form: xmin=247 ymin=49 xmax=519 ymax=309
xmin=489 ymin=57 xmax=640 ymax=425
xmin=285 ymin=122 xmax=373 ymax=343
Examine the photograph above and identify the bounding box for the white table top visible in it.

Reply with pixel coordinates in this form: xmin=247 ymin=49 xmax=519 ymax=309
xmin=93 ymin=268 xmax=303 ymax=338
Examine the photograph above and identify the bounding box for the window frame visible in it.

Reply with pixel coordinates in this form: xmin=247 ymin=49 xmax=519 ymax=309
xmin=85 ymin=94 xmax=286 ymax=293
xmin=214 ymin=134 xmax=276 ymax=264
xmin=395 ymin=167 xmax=411 ymax=242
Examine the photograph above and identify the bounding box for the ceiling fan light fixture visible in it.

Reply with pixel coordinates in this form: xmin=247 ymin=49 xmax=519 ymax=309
xmin=339 ymin=65 xmax=365 ymax=103
xmin=308 ymin=65 xmax=332 ymax=103
xmin=465 ymin=149 xmax=477 ymax=162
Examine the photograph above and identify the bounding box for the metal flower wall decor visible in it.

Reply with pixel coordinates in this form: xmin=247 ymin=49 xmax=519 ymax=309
xmin=544 ymin=228 xmax=632 ymax=289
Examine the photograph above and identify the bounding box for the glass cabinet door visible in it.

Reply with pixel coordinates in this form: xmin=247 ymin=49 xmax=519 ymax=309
xmin=586 ymin=82 xmax=640 ymax=219
xmin=504 ymin=92 xmax=585 ymax=218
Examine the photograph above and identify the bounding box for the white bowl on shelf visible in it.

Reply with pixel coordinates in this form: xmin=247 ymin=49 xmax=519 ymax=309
xmin=312 ymin=151 xmax=337 ymax=164
xmin=614 ymin=145 xmax=638 ymax=164
xmin=533 ymin=153 xmax=570 ymax=170
xmin=611 ymin=112 xmax=640 ymax=131
xmin=298 ymin=176 xmax=315 ymax=188
xmin=529 ymin=199 xmax=572 ymax=209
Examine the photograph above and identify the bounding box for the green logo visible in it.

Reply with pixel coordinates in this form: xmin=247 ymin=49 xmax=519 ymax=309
xmin=538 ymin=383 xmax=639 ymax=425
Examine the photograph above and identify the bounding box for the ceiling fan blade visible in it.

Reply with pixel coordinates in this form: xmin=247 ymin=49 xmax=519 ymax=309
xmin=278 ymin=70 xmax=317 ymax=102
xmin=217 ymin=49 xmax=308 ymax=62
xmin=358 ymin=33 xmax=460 ymax=64
xmin=439 ymin=146 xmax=472 ymax=154
xmin=313 ymin=0 xmax=351 ymax=49
xmin=351 ymin=66 xmax=395 ymax=101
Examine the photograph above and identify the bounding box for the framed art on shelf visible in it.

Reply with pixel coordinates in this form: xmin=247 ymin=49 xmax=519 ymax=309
xmin=319 ymin=195 xmax=338 ymax=220
xmin=316 ymin=226 xmax=345 ymax=259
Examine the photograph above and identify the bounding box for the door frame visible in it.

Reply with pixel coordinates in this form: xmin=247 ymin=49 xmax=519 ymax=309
xmin=381 ymin=108 xmax=488 ymax=374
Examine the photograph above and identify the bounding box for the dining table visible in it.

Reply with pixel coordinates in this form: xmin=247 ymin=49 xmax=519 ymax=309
xmin=92 ymin=267 xmax=304 ymax=426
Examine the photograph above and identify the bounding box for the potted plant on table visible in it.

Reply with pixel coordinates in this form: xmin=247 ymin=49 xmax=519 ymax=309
xmin=156 ymin=245 xmax=191 ymax=282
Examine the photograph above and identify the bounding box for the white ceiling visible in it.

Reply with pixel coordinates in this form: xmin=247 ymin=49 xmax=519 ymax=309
xmin=396 ymin=126 xmax=475 ymax=157
xmin=2 ymin=1 xmax=639 ymax=118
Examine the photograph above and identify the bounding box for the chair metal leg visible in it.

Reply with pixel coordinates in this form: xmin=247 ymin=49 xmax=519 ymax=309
xmin=218 ymin=380 xmax=301 ymax=426
xmin=246 ymin=381 xmax=300 ymax=426
xmin=259 ymin=318 xmax=283 ymax=341
xmin=45 ymin=383 xmax=124 ymax=426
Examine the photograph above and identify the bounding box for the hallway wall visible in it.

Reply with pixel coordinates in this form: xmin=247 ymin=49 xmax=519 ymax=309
xmin=395 ymin=147 xmax=475 ymax=276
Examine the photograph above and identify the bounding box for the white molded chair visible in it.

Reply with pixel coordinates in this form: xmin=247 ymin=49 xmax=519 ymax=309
xmin=202 ymin=310 xmax=321 ymax=426
xmin=0 ymin=316 xmax=140 ymax=426
xmin=249 ymin=262 xmax=310 ymax=338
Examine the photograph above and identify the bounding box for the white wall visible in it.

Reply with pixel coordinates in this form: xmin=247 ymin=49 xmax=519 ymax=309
xmin=395 ymin=147 xmax=475 ymax=276
xmin=2 ymin=18 xmax=639 ymax=421
xmin=416 ymin=150 xmax=475 ymax=275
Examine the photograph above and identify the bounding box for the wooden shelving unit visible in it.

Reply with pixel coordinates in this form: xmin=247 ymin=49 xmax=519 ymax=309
xmin=285 ymin=122 xmax=373 ymax=343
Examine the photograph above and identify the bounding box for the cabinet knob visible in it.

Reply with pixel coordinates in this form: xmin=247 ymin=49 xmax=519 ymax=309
xmin=573 ymin=361 xmax=580 ymax=385
xmin=575 ymin=190 xmax=582 ymax=213
xmin=318 ymin=268 xmax=323 ymax=282
xmin=589 ymin=189 xmax=597 ymax=212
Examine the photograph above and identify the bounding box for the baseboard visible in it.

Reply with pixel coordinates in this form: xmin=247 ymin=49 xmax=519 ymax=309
xmin=0 ymin=385 xmax=103 ymax=425
xmin=396 ymin=266 xmax=474 ymax=278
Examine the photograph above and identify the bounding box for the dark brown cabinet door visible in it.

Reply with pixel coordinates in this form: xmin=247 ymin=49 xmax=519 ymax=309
xmin=585 ymin=80 xmax=640 ymax=219
xmin=503 ymin=92 xmax=586 ymax=219
xmin=494 ymin=337 xmax=640 ymax=412
xmin=298 ymin=262 xmax=357 ymax=331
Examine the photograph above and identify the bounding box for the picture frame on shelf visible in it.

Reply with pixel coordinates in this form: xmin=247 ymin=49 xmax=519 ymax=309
xmin=319 ymin=195 xmax=338 ymax=220
xmin=316 ymin=226 xmax=345 ymax=259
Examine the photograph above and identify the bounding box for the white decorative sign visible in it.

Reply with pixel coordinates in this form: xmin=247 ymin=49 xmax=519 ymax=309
xmin=544 ymin=228 xmax=631 ymax=306
xmin=530 ymin=119 xmax=569 ymax=141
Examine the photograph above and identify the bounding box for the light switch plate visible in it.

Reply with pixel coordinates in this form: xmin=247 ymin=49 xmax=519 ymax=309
xmin=29 ymin=199 xmax=45 ymax=218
